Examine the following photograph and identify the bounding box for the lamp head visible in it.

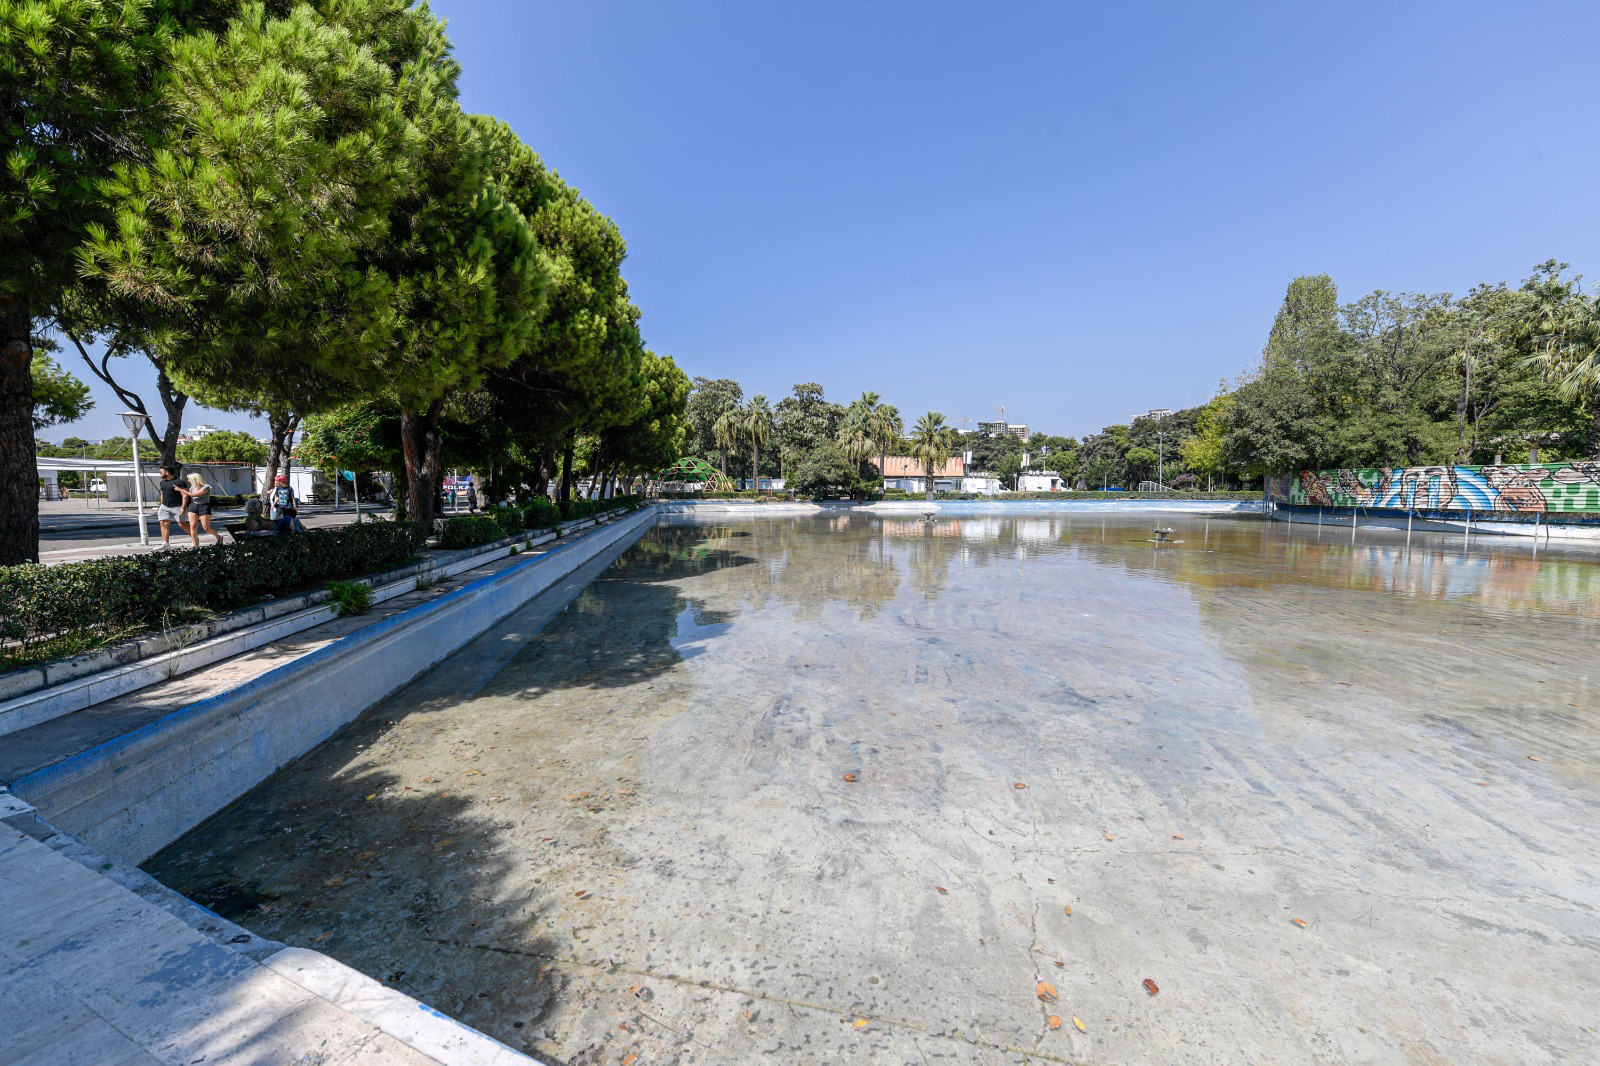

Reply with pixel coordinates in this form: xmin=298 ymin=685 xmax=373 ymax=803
xmin=119 ymin=410 xmax=149 ymax=434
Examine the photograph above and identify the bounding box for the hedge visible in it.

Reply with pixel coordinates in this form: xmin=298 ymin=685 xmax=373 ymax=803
xmin=1 ymin=520 xmax=427 ymax=668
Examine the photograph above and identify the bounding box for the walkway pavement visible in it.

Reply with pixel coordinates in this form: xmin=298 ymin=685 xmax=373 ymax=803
xmin=36 ymin=503 xmax=396 ymax=565
xmin=0 ymin=814 xmax=475 ymax=1066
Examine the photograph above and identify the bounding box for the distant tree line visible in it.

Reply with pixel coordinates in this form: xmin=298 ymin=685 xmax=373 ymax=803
xmin=1076 ymin=263 xmax=1600 ymax=490
xmin=5 ymin=0 xmax=688 ymax=564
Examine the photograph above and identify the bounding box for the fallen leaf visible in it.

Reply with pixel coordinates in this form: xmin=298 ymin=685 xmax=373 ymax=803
xmin=365 ymin=793 xmax=377 ymax=801
xmin=852 ymin=1018 xmax=870 ymax=1029
xmin=842 ymin=773 xmax=859 ymax=783
xmin=312 ymin=931 xmax=333 ymax=943
xmin=1291 ymin=917 xmax=1308 ymax=928
xmin=1104 ymin=832 xmax=1115 ymax=841
xmin=1014 ymin=782 xmax=1028 ymax=789
xmin=619 ymin=788 xmax=633 ymax=795
xmin=1048 ymin=1015 xmax=1063 ymax=1029
xmin=1035 ymin=980 xmax=1059 ymax=1001
xmin=434 ymin=838 xmax=453 ymax=849
xmin=1073 ymin=1016 xmax=1087 ymax=1032
xmin=1526 ymin=755 xmax=1543 ymax=762
xmin=623 ymin=1054 xmax=638 ymax=1065
xmin=1053 ymin=960 xmax=1065 ymax=968
xmin=466 ymin=768 xmax=483 ymax=775
xmin=565 ymin=793 xmax=579 ymax=800
xmin=1063 ymin=904 xmax=1072 ymax=916
xmin=936 ymin=886 xmax=949 ymax=894
xmin=1171 ymin=833 xmax=1185 ymax=840
xmin=354 ymin=851 xmax=376 ymax=860
xmin=422 ymin=776 xmax=434 ymax=783
xmin=1143 ymin=978 xmax=1160 ymax=996
xmin=325 ymin=877 xmax=344 ymax=887
xmin=575 ymin=889 xmax=588 ymax=898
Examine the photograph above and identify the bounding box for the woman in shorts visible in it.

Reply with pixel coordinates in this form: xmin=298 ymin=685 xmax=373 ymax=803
xmin=181 ymin=472 xmax=225 ymax=546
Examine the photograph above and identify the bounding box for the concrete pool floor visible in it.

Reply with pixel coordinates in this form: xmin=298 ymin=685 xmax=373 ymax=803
xmin=146 ymin=514 xmax=1600 ymax=1064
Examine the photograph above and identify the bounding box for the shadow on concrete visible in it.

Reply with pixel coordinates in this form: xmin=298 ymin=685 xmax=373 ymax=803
xmin=144 ymin=755 xmax=578 ymax=1063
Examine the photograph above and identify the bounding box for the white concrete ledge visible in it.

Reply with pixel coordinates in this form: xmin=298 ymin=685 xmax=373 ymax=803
xmin=10 ymin=506 xmax=657 ymax=864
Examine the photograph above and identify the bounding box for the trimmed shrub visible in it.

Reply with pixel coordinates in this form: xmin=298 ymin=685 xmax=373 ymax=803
xmin=1 ymin=520 xmax=426 ymax=669
xmin=437 ymin=515 xmax=504 ymax=550
xmin=520 ymin=499 xmax=560 ymax=528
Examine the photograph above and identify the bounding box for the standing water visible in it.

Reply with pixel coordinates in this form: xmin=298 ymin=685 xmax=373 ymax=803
xmin=146 ymin=513 xmax=1600 ymax=1064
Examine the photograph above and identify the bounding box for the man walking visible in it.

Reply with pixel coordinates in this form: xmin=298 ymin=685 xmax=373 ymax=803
xmin=157 ymin=465 xmax=186 ymax=548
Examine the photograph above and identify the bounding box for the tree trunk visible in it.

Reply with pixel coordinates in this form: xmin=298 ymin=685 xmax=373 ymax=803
xmin=0 ymin=298 xmax=39 ymax=564
xmin=559 ymin=439 xmax=574 ymax=518
xmin=532 ymin=448 xmax=553 ymax=497
xmin=400 ymin=398 xmax=446 ymax=530
xmin=925 ymin=460 xmax=935 ymax=502
xmin=262 ymin=410 xmax=298 ymax=501
xmin=751 ymin=441 xmax=759 ymax=493
xmin=153 ymin=367 xmax=188 ymax=470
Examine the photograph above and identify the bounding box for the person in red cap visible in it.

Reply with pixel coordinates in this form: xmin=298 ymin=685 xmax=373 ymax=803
xmin=269 ymin=474 xmax=305 ymax=533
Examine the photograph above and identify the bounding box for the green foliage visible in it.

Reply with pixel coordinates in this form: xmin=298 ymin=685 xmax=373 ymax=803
xmin=788 ymin=441 xmax=870 ymax=499
xmin=0 ymin=520 xmax=426 ymax=667
xmin=324 ymin=579 xmax=372 ymax=616
xmin=30 ymin=349 xmax=92 ymax=429
xmin=178 ymin=429 xmax=266 ymax=464
xmin=686 ymin=377 xmax=743 ymax=471
xmin=909 ymin=412 xmax=959 ymax=501
xmin=597 ymin=352 xmax=691 ymax=478
xmin=298 ymin=402 xmax=400 ymax=473
xmin=436 ymin=515 xmax=504 ymax=550
xmin=776 ymin=383 xmax=844 ymax=466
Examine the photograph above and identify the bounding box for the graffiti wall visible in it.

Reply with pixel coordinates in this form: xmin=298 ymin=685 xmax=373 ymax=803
xmin=1282 ymin=463 xmax=1600 ymax=514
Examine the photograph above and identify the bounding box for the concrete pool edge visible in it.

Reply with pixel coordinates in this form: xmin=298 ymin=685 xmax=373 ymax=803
xmin=8 ymin=504 xmax=659 ymax=865
xmin=658 ymin=498 xmax=1269 ymax=515
xmin=0 ymin=795 xmax=539 ymax=1065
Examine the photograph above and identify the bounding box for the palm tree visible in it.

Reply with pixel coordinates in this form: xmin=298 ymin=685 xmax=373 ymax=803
xmin=909 ymin=411 xmax=958 ymax=502
xmin=1521 ymin=265 xmax=1600 ymax=457
xmin=742 ymin=395 xmax=774 ymax=491
xmin=868 ymin=402 xmax=903 ymax=481
xmin=713 ymin=408 xmax=741 ymax=478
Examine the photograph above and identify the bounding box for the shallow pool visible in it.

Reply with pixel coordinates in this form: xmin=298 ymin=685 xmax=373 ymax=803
xmin=147 ymin=513 xmax=1600 ymax=1064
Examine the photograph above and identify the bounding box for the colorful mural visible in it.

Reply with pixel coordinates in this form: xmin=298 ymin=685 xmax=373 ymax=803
xmin=1283 ymin=463 xmax=1600 ymax=513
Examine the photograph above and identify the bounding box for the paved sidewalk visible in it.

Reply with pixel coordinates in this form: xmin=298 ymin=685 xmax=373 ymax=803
xmin=37 ymin=506 xmax=390 ymax=565
xmin=0 ymin=813 xmax=527 ymax=1065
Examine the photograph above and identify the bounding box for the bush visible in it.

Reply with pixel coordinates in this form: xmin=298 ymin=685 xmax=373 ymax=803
xmin=1 ymin=520 xmax=426 ymax=669
xmin=325 ymin=580 xmax=372 ymax=616
xmin=520 ymin=498 xmax=560 ymax=529
xmin=437 ymin=515 xmax=504 ymax=550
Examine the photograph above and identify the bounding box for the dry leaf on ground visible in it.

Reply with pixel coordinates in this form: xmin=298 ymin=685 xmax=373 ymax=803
xmin=852 ymin=1018 xmax=869 ymax=1029
xmin=1014 ymin=782 xmax=1027 ymax=789
xmin=1291 ymin=917 xmax=1308 ymax=928
xmin=1143 ymin=978 xmax=1160 ymax=995
xmin=623 ymin=1054 xmax=637 ymax=1065
xmin=1073 ymin=1016 xmax=1087 ymax=1032
xmin=1063 ymin=903 xmax=1072 ymax=916
xmin=1035 ymin=980 xmax=1059 ymax=1001
xmin=936 ymin=886 xmax=949 ymax=894
xmin=842 ymin=773 xmax=859 ymax=782
xmin=1047 ymin=1015 xmax=1062 ymax=1029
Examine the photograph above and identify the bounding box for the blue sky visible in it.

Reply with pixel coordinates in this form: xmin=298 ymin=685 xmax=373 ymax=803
xmin=54 ymin=0 xmax=1600 ymax=442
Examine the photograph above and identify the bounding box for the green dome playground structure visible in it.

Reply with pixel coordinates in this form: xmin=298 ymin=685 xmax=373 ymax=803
xmin=658 ymin=456 xmax=736 ymax=492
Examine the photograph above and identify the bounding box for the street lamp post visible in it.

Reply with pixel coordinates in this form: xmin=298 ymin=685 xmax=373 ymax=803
xmin=120 ymin=411 xmax=151 ymax=546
